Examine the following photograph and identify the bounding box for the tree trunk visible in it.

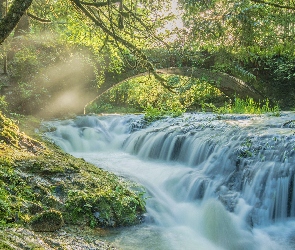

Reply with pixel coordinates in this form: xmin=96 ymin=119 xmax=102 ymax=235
xmin=0 ymin=0 xmax=33 ymax=45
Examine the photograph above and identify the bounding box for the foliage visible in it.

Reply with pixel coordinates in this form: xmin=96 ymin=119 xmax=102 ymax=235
xmin=210 ymin=96 xmax=280 ymax=115
xmin=0 ymin=96 xmax=8 ymax=114
xmin=172 ymin=0 xmax=295 ymax=108
xmin=0 ymin=0 xmax=172 ymax=116
xmin=179 ymin=0 xmax=295 ymax=55
xmin=249 ymin=55 xmax=295 ymax=108
xmin=1 ymin=0 xmax=295 ymax=117
xmin=144 ymin=104 xmax=183 ymax=123
xmin=27 ymin=0 xmax=171 ymax=81
xmin=86 ymin=74 xmax=227 ymax=121
xmin=5 ymin=35 xmax=99 ymax=116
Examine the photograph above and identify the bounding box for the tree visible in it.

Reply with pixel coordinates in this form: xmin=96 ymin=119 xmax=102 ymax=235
xmin=0 ymin=0 xmax=180 ymax=116
xmin=0 ymin=0 xmax=168 ymax=63
xmin=0 ymin=0 xmax=175 ymax=89
xmin=0 ymin=0 xmax=33 ymax=44
xmin=179 ymin=0 xmax=295 ymax=56
xmin=250 ymin=0 xmax=295 ymax=10
xmin=175 ymin=0 xmax=295 ymax=106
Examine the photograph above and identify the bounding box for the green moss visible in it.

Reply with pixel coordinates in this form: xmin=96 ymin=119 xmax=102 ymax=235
xmin=0 ymin=240 xmax=15 ymax=250
xmin=29 ymin=210 xmax=64 ymax=232
xmin=17 ymin=156 xmax=80 ymax=176
xmin=0 ymin=111 xmax=146 ymax=234
xmin=0 ymin=112 xmax=20 ymax=147
xmin=27 ymin=202 xmax=43 ymax=215
xmin=66 ymin=185 xmax=145 ymax=227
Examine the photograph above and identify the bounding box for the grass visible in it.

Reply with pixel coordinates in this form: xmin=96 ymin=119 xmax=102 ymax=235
xmin=207 ymin=97 xmax=280 ymax=116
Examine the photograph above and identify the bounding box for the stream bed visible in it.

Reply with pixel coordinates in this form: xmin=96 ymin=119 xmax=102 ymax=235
xmin=43 ymin=112 xmax=295 ymax=250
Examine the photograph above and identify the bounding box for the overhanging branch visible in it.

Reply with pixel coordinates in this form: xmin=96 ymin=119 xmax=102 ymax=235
xmin=70 ymin=0 xmax=173 ymax=90
xmin=80 ymin=0 xmax=119 ymax=8
xmin=27 ymin=12 xmax=51 ymax=23
xmin=250 ymin=0 xmax=295 ymax=10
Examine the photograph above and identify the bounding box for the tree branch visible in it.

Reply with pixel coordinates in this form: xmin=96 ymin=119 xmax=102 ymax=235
xmin=282 ymin=120 xmax=295 ymax=127
xmin=70 ymin=0 xmax=170 ymax=87
xmin=80 ymin=0 xmax=119 ymax=8
xmin=0 ymin=0 xmax=33 ymax=44
xmin=27 ymin=12 xmax=51 ymax=23
xmin=122 ymin=5 xmax=170 ymax=48
xmin=250 ymin=0 xmax=295 ymax=10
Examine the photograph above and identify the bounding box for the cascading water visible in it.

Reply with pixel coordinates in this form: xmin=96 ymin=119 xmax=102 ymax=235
xmin=43 ymin=113 xmax=295 ymax=249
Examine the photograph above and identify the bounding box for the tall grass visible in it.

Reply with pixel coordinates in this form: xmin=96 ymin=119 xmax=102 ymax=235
xmin=211 ymin=97 xmax=280 ymax=116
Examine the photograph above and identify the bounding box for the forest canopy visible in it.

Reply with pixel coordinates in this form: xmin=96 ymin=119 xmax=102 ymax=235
xmin=0 ymin=0 xmax=294 ymax=116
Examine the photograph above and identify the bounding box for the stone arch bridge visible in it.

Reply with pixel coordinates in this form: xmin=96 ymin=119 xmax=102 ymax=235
xmin=84 ymin=66 xmax=264 ymax=114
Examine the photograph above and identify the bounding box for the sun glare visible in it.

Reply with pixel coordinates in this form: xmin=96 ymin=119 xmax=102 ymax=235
xmin=156 ymin=0 xmax=185 ymax=42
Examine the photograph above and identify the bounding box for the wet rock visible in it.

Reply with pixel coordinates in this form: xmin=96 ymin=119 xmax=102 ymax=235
xmin=218 ymin=191 xmax=239 ymax=212
xmin=3 ymin=226 xmax=119 ymax=250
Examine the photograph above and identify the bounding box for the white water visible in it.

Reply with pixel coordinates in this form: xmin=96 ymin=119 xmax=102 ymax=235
xmin=43 ymin=113 xmax=295 ymax=249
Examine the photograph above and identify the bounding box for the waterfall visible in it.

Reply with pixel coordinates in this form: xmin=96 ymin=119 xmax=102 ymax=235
xmin=43 ymin=113 xmax=295 ymax=249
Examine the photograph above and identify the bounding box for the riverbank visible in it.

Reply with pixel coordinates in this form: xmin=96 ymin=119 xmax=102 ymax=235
xmin=0 ymin=112 xmax=145 ymax=249
xmin=1 ymin=226 xmax=118 ymax=249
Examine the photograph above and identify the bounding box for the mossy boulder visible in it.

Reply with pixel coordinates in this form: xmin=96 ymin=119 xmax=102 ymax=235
xmin=29 ymin=210 xmax=64 ymax=232
xmin=66 ymin=186 xmax=145 ymax=228
xmin=0 ymin=111 xmax=146 ymax=235
xmin=27 ymin=202 xmax=43 ymax=215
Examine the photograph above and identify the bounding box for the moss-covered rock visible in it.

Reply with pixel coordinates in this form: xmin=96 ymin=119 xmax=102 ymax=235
xmin=0 ymin=111 xmax=146 ymax=248
xmin=27 ymin=202 xmax=43 ymax=215
xmin=29 ymin=210 xmax=64 ymax=232
xmin=66 ymin=186 xmax=145 ymax=228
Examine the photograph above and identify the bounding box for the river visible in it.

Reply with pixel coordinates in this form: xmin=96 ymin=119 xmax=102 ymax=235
xmin=43 ymin=112 xmax=295 ymax=250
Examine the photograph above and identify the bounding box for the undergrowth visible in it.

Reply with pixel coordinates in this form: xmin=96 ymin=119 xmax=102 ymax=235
xmin=205 ymin=97 xmax=280 ymax=116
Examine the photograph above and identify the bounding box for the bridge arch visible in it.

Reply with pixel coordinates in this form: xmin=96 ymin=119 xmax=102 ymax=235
xmin=84 ymin=67 xmax=264 ymax=114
